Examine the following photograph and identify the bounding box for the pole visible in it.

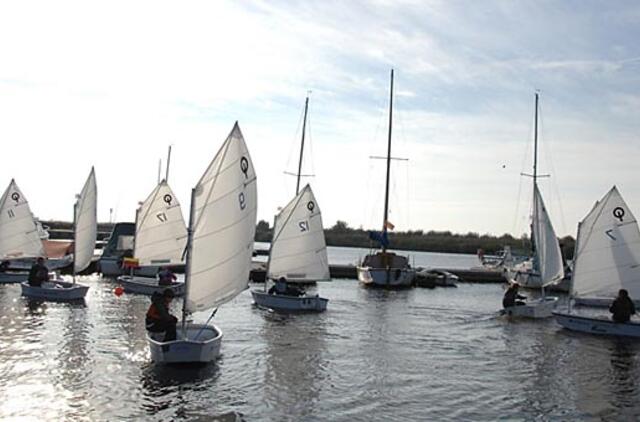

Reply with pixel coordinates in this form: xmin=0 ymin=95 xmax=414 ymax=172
xmin=165 ymin=145 xmax=172 ymax=183
xmin=296 ymin=96 xmax=309 ymax=195
xmin=181 ymin=187 xmax=197 ymax=338
xmin=383 ymin=69 xmax=394 ymax=252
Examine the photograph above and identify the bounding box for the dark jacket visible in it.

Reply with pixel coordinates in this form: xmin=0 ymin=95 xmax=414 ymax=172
xmin=28 ymin=263 xmax=49 ymax=286
xmin=610 ymin=296 xmax=636 ymax=323
xmin=503 ymin=287 xmax=526 ymax=308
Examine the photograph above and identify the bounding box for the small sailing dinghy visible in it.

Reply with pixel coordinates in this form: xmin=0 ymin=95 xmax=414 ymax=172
xmin=148 ymin=122 xmax=257 ymax=364
xmin=357 ymin=69 xmax=415 ymax=288
xmin=251 ymin=96 xmax=329 ymax=312
xmin=117 ymin=173 xmax=187 ymax=296
xmin=0 ymin=179 xmax=47 ymax=284
xmin=553 ymin=186 xmax=640 ymax=337
xmin=21 ymin=168 xmax=96 ymax=301
xmin=252 ymin=185 xmax=330 ymax=312
xmin=503 ymin=185 xmax=564 ymax=318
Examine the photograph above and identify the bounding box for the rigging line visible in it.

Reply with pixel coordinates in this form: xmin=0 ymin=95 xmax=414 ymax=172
xmin=538 ymin=101 xmax=568 ymax=236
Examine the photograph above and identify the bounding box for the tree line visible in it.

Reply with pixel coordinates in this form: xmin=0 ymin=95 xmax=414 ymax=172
xmin=256 ymin=219 xmax=576 ymax=259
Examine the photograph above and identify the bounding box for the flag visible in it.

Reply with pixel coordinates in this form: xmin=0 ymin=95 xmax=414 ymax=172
xmin=384 ymin=220 xmax=395 ymax=230
xmin=368 ymin=230 xmax=389 ymax=248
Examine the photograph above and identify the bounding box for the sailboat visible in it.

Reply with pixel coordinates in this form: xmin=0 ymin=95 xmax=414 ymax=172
xmin=21 ymin=168 xmax=96 ymax=301
xmin=0 ymin=180 xmax=47 ymax=283
xmin=553 ymin=186 xmax=640 ymax=336
xmin=117 ymin=149 xmax=188 ymax=296
xmin=251 ymin=97 xmax=330 ymax=312
xmin=356 ymin=69 xmax=415 ymax=288
xmin=504 ymin=94 xmax=564 ymax=318
xmin=148 ymin=122 xmax=257 ymax=364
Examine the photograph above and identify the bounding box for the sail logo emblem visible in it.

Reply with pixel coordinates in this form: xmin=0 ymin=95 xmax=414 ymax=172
xmin=10 ymin=192 xmax=20 ymax=203
xmin=613 ymin=207 xmax=625 ymax=222
xmin=307 ymin=201 xmax=315 ymax=212
xmin=240 ymin=157 xmax=249 ymax=179
xmin=163 ymin=194 xmax=173 ymax=205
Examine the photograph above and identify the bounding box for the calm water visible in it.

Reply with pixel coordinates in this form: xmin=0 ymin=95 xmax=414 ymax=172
xmin=1 ymin=251 xmax=640 ymax=421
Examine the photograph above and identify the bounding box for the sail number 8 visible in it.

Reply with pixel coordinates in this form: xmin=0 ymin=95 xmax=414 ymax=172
xmin=239 ymin=192 xmax=246 ymax=210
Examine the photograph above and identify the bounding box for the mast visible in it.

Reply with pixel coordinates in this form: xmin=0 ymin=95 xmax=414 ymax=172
xmin=181 ymin=187 xmax=197 ymax=335
xmin=165 ymin=145 xmax=172 ymax=183
xmin=530 ymin=92 xmax=539 ymax=256
xmin=296 ymin=96 xmax=310 ymax=195
xmin=382 ymin=69 xmax=394 ymax=253
xmin=72 ymin=198 xmax=78 ymax=284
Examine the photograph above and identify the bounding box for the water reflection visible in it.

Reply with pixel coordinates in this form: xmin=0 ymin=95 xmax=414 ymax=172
xmin=609 ymin=339 xmax=638 ymax=409
xmin=259 ymin=309 xmax=329 ymax=420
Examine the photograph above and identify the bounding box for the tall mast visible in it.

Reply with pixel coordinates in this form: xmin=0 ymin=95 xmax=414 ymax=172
xmin=382 ymin=69 xmax=394 ymax=252
xmin=296 ymin=96 xmax=310 ymax=195
xmin=530 ymin=92 xmax=539 ymax=256
xmin=533 ymin=92 xmax=539 ymax=187
xmin=165 ymin=145 xmax=172 ymax=183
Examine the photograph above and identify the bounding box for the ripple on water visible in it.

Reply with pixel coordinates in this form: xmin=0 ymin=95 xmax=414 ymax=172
xmin=2 ymin=276 xmax=640 ymax=420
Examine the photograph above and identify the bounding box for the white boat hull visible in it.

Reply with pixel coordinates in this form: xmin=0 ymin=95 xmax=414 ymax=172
xmin=573 ymin=297 xmax=640 ymax=308
xmin=0 ymin=271 xmax=29 ymax=284
xmin=553 ymin=311 xmax=640 ymax=337
xmin=20 ymin=280 xmax=89 ymax=301
xmin=503 ymin=297 xmax=558 ymax=319
xmin=357 ymin=266 xmax=415 ymax=288
xmin=251 ymin=290 xmax=328 ymax=312
xmin=148 ymin=323 xmax=222 ymax=364
xmin=117 ymin=275 xmax=185 ymax=296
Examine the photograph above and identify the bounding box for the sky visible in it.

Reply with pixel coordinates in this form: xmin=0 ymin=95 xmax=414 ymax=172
xmin=1 ymin=0 xmax=640 ymax=238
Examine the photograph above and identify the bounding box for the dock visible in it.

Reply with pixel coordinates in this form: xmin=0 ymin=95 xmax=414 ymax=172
xmin=249 ymin=265 xmax=507 ymax=284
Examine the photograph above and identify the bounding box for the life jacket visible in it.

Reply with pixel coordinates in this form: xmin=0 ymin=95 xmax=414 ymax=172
xmin=146 ymin=303 xmax=162 ymax=321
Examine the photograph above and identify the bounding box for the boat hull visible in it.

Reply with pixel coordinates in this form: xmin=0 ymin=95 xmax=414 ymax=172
xmin=20 ymin=280 xmax=89 ymax=301
xmin=553 ymin=311 xmax=640 ymax=337
xmin=503 ymin=297 xmax=558 ymax=319
xmin=148 ymin=324 xmax=222 ymax=364
xmin=117 ymin=275 xmax=185 ymax=296
xmin=0 ymin=271 xmax=29 ymax=284
xmin=99 ymin=257 xmax=158 ymax=277
xmin=251 ymin=290 xmax=328 ymax=312
xmin=357 ymin=266 xmax=415 ymax=288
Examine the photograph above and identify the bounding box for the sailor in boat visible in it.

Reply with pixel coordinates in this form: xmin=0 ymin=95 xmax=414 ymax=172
xmin=502 ymin=283 xmax=527 ymax=309
xmin=145 ymin=289 xmax=178 ymax=342
xmin=268 ymin=277 xmax=304 ymax=297
xmin=27 ymin=257 xmax=49 ymax=287
xmin=157 ymin=266 xmax=177 ymax=286
xmin=0 ymin=260 xmax=9 ymax=272
xmin=609 ymin=289 xmax=636 ymax=323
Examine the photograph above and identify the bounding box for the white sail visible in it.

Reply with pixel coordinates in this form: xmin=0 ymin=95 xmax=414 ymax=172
xmin=185 ymin=122 xmax=257 ymax=313
xmin=74 ymin=168 xmax=97 ymax=273
xmin=0 ymin=179 xmax=45 ymax=259
xmin=267 ymin=184 xmax=330 ymax=282
xmin=134 ymin=181 xmax=187 ymax=266
xmin=572 ymin=186 xmax=640 ymax=299
xmin=531 ymin=184 xmax=564 ymax=286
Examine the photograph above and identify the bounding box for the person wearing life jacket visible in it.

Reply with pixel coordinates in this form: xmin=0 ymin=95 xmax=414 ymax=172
xmin=157 ymin=266 xmax=177 ymax=286
xmin=146 ymin=289 xmax=177 ymax=341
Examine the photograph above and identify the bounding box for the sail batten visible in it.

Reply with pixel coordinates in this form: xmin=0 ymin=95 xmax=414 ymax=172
xmin=267 ymin=184 xmax=330 ymax=282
